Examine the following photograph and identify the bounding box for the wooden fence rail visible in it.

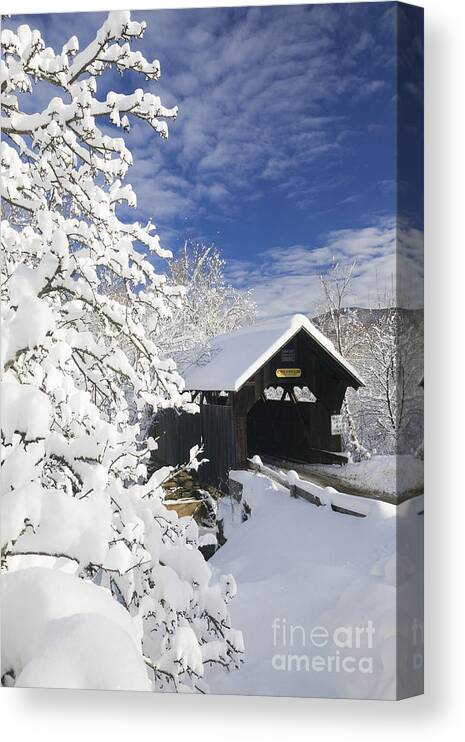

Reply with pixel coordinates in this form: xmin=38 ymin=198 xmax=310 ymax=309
xmin=247 ymin=459 xmax=368 ymax=518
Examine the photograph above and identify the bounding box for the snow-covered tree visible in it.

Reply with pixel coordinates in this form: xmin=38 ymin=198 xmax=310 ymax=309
xmin=152 ymin=240 xmax=257 ymax=374
xmin=316 ymin=264 xmax=423 ymax=457
xmin=1 ymin=12 xmax=243 ymax=691
xmin=349 ymin=305 xmax=423 ymax=456
xmin=318 ymin=262 xmax=371 ymax=461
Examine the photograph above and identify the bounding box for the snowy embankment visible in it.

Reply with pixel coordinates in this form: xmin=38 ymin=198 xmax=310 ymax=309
xmin=248 ymin=455 xmax=393 ymax=516
xmin=305 ymin=455 xmax=424 ymax=500
xmin=209 ymin=470 xmax=423 ymax=700
xmin=261 ymin=454 xmax=423 ymax=503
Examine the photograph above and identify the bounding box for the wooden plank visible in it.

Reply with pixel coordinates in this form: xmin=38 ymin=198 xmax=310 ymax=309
xmin=164 ymin=500 xmax=202 ymax=518
xmin=330 ymin=503 xmax=367 ymax=518
xmin=289 ymin=484 xmax=323 ymax=507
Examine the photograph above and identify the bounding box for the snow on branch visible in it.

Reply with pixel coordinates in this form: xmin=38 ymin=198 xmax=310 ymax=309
xmin=1 ymin=11 xmax=243 ymax=692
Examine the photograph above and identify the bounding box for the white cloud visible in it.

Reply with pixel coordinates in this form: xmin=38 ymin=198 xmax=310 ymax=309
xmin=127 ymin=4 xmax=396 ymax=223
xmin=226 ymin=218 xmax=423 ymax=320
xmin=6 ymin=9 xmax=404 ymax=274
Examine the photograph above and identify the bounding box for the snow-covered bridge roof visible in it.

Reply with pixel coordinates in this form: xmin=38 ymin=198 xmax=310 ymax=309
xmin=183 ymin=313 xmax=364 ymax=392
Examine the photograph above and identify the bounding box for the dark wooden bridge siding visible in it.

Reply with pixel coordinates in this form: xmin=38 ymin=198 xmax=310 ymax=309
xmin=150 ymin=404 xmax=236 ymax=491
xmin=150 ymin=408 xmax=200 ymax=467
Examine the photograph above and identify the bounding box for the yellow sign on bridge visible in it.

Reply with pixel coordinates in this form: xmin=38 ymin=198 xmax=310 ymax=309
xmin=276 ymin=368 xmax=302 ymax=378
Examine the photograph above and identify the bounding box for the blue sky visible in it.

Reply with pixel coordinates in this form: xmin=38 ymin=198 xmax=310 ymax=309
xmin=8 ymin=2 xmax=423 ymax=318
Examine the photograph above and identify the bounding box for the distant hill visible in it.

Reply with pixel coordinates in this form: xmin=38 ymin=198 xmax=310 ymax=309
xmin=312 ymin=306 xmax=424 ymax=331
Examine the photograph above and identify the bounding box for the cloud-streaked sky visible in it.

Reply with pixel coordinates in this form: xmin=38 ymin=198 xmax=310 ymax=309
xmin=8 ymin=2 xmax=423 ymax=318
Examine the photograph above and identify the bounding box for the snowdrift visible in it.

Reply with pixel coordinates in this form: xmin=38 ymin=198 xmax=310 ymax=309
xmin=209 ymin=470 xmax=423 ymax=699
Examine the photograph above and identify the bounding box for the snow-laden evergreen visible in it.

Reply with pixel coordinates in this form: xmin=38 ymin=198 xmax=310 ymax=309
xmin=1 ymin=11 xmax=243 ymax=691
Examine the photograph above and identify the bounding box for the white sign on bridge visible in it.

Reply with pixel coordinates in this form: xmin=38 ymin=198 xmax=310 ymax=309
xmin=331 ymin=414 xmax=343 ymax=436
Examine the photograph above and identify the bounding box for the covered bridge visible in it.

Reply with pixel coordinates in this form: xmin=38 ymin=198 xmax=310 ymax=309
xmin=150 ymin=314 xmax=364 ymax=490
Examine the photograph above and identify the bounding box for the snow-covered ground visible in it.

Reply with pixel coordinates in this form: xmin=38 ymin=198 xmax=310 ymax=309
xmin=209 ymin=470 xmax=423 ymax=699
xmin=1 ymin=568 xmax=152 ymax=690
xmin=305 ymin=455 xmax=424 ymax=499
